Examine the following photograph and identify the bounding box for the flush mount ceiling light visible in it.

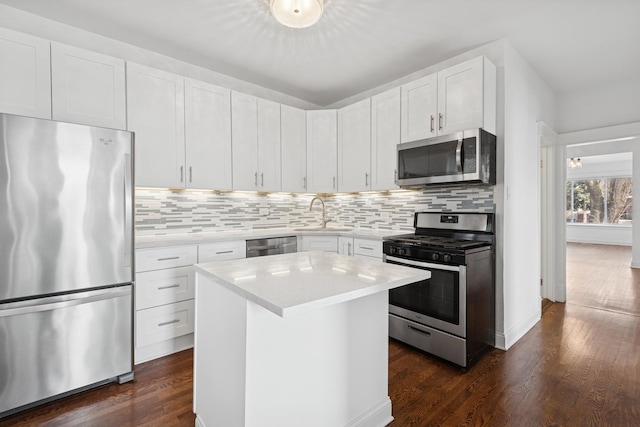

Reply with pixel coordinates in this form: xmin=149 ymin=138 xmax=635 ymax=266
xmin=270 ymin=0 xmax=324 ymax=28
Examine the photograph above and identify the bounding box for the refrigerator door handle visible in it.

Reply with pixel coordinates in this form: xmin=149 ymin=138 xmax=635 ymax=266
xmin=0 ymin=286 xmax=131 ymax=318
xmin=124 ymin=153 xmax=132 ymax=268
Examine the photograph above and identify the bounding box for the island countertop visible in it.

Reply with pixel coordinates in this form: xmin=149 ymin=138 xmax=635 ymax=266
xmin=193 ymin=251 xmax=429 ymax=318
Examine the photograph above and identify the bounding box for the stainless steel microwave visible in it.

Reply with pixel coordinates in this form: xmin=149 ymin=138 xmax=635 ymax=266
xmin=396 ymin=128 xmax=496 ymax=187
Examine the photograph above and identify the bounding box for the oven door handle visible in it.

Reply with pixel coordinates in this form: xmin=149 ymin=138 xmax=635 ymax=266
xmin=385 ymin=255 xmax=461 ymax=272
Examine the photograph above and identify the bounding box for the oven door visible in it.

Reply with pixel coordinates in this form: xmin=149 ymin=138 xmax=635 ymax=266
xmin=385 ymin=255 xmax=466 ymax=338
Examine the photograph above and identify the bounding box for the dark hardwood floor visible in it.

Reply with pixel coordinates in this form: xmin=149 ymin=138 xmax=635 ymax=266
xmin=2 ymin=242 xmax=639 ymax=426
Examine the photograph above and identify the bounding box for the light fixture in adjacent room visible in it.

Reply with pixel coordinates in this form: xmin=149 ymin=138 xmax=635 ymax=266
xmin=270 ymin=0 xmax=324 ymax=28
xmin=568 ymin=157 xmax=582 ymax=168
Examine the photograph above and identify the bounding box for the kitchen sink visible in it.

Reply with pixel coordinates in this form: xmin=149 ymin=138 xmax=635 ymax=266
xmin=293 ymin=227 xmax=352 ymax=232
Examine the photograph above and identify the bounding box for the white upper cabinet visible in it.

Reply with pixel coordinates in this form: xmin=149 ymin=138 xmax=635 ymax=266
xmin=401 ymin=56 xmax=496 ymax=142
xmin=127 ymin=62 xmax=185 ymax=188
xmin=371 ymin=87 xmax=401 ymax=190
xmin=51 ymin=42 xmax=126 ymax=129
xmin=185 ymin=78 xmax=232 ymax=190
xmin=400 ymin=73 xmax=437 ymax=143
xmin=257 ymin=98 xmax=281 ymax=192
xmin=338 ymin=98 xmax=371 ymax=192
xmin=438 ymin=56 xmax=496 ymax=135
xmin=231 ymin=91 xmax=258 ymax=190
xmin=281 ymin=105 xmax=307 ymax=193
xmin=0 ymin=28 xmax=51 ymax=119
xmin=306 ymin=110 xmax=337 ymax=194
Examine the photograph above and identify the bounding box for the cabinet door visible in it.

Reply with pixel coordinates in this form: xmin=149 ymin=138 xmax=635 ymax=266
xmin=400 ymin=73 xmax=437 ymax=143
xmin=300 ymin=236 xmax=338 ymax=253
xmin=51 ymin=42 xmax=126 ymax=129
xmin=338 ymin=99 xmax=371 ymax=192
xmin=0 ymin=27 xmax=51 ymax=119
xmin=231 ymin=91 xmax=258 ymax=190
xmin=437 ymin=56 xmax=484 ymax=135
xmin=257 ymin=98 xmax=281 ymax=192
xmin=185 ymin=78 xmax=232 ymax=190
xmin=281 ymin=105 xmax=307 ymax=193
xmin=127 ymin=63 xmax=185 ymax=188
xmin=338 ymin=237 xmax=353 ymax=256
xmin=371 ymin=88 xmax=401 ymax=190
xmin=306 ymin=110 xmax=337 ymax=193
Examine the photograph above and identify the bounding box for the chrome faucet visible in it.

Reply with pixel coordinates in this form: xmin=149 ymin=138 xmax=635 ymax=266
xmin=309 ymin=196 xmax=332 ymax=228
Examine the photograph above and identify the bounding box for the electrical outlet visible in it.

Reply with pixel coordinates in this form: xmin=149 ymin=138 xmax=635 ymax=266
xmin=259 ymin=208 xmax=269 ymax=216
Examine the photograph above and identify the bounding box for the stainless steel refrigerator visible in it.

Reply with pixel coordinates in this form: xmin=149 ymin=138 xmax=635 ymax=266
xmin=0 ymin=113 xmax=134 ymax=417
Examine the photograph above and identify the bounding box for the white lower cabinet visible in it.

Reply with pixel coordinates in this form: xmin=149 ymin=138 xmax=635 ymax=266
xmin=136 ymin=300 xmax=195 ymax=349
xmin=134 ymin=241 xmax=246 ymax=363
xmin=353 ymin=238 xmax=383 ymax=260
xmin=135 ymin=245 xmax=197 ymax=364
xmin=198 ymin=240 xmax=246 ymax=262
xmin=298 ymin=235 xmax=338 ymax=253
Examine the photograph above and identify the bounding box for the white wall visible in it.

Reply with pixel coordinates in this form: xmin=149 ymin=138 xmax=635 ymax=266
xmin=556 ymin=76 xmax=640 ymax=134
xmin=500 ymin=42 xmax=556 ymax=349
xmin=0 ymin=5 xmax=319 ymax=110
xmin=566 ymin=224 xmax=631 ymax=246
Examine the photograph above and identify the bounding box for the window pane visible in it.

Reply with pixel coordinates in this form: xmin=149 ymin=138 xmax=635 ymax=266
xmin=566 ymin=180 xmax=574 ymax=222
xmin=606 ymin=177 xmax=633 ymax=224
xmin=573 ymin=179 xmax=605 ymax=223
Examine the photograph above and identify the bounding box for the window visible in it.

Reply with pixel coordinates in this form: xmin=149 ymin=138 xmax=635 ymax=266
xmin=566 ymin=177 xmax=632 ymax=224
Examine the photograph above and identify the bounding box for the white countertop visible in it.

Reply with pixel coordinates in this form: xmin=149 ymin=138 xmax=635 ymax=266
xmin=194 ymin=251 xmax=429 ymax=317
xmin=136 ymin=227 xmax=406 ymax=249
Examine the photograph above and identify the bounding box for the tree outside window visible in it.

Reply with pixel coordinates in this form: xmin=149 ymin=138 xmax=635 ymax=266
xmin=566 ymin=177 xmax=632 ymax=224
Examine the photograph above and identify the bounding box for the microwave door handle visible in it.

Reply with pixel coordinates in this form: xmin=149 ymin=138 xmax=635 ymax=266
xmin=455 ymin=139 xmax=463 ymax=173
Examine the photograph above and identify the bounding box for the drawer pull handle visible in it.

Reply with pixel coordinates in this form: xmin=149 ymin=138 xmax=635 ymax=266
xmin=408 ymin=325 xmax=431 ymax=336
xmin=216 ymin=250 xmax=234 ymax=255
xmin=360 ymin=246 xmax=374 ymax=250
xmin=158 ymin=319 xmax=180 ymax=327
xmin=157 ymin=256 xmax=180 ymax=261
xmin=158 ymin=284 xmax=180 ymax=290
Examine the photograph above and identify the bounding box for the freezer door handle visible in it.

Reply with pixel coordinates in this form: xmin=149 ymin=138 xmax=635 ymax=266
xmin=0 ymin=286 xmax=132 ymax=317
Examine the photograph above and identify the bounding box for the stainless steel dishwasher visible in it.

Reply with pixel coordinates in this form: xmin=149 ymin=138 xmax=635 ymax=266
xmin=246 ymin=236 xmax=297 ymax=258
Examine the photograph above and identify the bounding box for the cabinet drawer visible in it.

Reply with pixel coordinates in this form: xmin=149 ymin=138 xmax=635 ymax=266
xmin=198 ymin=240 xmax=246 ymax=262
xmin=136 ymin=300 xmax=195 ymax=347
xmin=353 ymin=238 xmax=382 ymax=259
xmin=136 ymin=266 xmax=195 ymax=310
xmin=136 ymin=245 xmax=198 ymax=272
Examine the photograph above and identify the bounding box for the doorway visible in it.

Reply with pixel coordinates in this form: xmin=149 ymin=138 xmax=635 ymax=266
xmin=539 ymin=121 xmax=640 ymax=304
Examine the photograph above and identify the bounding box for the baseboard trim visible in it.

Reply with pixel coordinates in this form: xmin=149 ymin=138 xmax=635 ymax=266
xmin=135 ymin=333 xmax=194 ymax=365
xmin=494 ymin=332 xmax=506 ymax=351
xmin=503 ymin=306 xmax=540 ymax=349
xmin=345 ymin=397 xmax=393 ymax=427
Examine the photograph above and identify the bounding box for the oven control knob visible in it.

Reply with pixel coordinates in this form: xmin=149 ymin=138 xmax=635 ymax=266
xmin=430 ymin=253 xmax=440 ymax=261
xmin=398 ymin=248 xmax=406 ymax=256
xmin=443 ymin=254 xmax=452 ymax=263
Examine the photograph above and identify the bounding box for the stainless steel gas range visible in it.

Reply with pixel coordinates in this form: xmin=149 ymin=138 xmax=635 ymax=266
xmin=383 ymin=212 xmax=495 ymax=370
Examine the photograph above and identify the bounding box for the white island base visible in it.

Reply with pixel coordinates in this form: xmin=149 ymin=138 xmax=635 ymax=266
xmin=193 ymin=252 xmax=429 ymax=427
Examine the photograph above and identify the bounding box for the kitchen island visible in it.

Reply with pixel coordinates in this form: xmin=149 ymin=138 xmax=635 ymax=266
xmin=193 ymin=251 xmax=429 ymax=427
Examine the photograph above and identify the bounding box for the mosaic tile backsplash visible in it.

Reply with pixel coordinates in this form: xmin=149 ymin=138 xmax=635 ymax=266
xmin=135 ymin=187 xmax=494 ymax=236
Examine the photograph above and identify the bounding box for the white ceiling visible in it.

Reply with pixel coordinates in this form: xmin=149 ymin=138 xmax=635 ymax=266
xmin=1 ymin=0 xmax=639 ymax=106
